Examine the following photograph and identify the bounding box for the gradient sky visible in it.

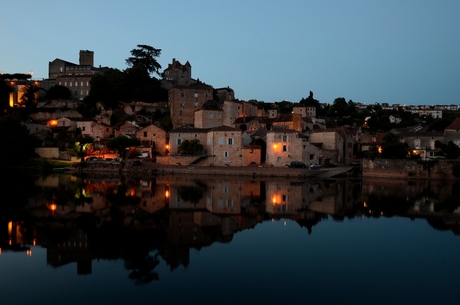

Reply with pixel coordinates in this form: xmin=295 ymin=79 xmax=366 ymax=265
xmin=1 ymin=1 xmax=459 ymax=105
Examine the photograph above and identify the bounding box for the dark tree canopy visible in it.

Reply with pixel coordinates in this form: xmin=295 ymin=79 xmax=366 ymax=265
xmin=20 ymin=85 xmax=39 ymax=108
xmin=126 ymin=45 xmax=162 ymax=76
xmin=178 ymin=139 xmax=204 ymax=155
xmin=381 ymin=132 xmax=409 ymax=159
xmin=46 ymin=84 xmax=71 ymax=100
xmin=107 ymin=135 xmax=141 ymax=160
xmin=0 ymin=80 xmax=13 ymax=113
xmin=0 ymin=115 xmax=35 ymax=165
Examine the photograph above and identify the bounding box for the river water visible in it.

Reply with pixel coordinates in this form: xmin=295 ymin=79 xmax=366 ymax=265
xmin=1 ymin=172 xmax=459 ymax=305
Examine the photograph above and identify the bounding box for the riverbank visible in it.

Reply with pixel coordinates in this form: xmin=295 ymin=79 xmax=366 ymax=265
xmin=68 ymin=161 xmax=356 ymax=179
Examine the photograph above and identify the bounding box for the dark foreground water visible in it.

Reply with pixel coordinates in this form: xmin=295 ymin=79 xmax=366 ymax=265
xmin=1 ymin=173 xmax=459 ymax=305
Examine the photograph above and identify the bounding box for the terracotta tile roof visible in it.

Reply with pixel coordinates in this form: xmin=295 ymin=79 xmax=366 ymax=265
xmin=445 ymin=117 xmax=460 ymax=130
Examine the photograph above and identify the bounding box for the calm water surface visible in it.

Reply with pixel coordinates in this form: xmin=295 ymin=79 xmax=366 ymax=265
xmin=0 ymin=173 xmax=459 ymax=305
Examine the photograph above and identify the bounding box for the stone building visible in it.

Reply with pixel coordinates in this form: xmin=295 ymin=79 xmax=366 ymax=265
xmin=162 ymin=58 xmax=192 ymax=89
xmin=136 ymin=124 xmax=168 ymax=157
xmin=265 ymin=128 xmax=303 ymax=167
xmin=169 ymin=84 xmax=214 ymax=129
xmin=194 ymin=100 xmax=223 ymax=128
xmin=206 ymin=125 xmax=243 ymax=166
xmin=215 ymin=87 xmax=235 ymax=102
xmin=168 ymin=125 xmax=209 ymax=156
xmin=269 ymin=113 xmax=302 ymax=132
xmin=222 ymin=100 xmax=245 ymax=127
xmin=309 ymin=130 xmax=345 ymax=165
xmin=293 ymin=104 xmax=316 ymax=118
xmin=46 ymin=50 xmax=106 ymax=100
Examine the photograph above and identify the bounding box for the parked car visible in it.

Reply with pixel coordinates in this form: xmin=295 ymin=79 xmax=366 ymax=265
xmin=323 ymin=163 xmax=336 ymax=168
xmin=286 ymin=161 xmax=308 ymax=168
xmin=310 ymin=163 xmax=322 ymax=169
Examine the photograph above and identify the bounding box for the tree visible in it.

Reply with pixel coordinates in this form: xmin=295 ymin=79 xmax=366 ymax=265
xmin=20 ymin=84 xmax=39 ymax=108
xmin=0 ymin=115 xmax=35 ymax=165
xmin=126 ymin=45 xmax=162 ymax=76
xmin=46 ymin=84 xmax=71 ymax=100
xmin=178 ymin=139 xmax=204 ymax=155
xmin=73 ymin=136 xmax=94 ymax=162
xmin=380 ymin=132 xmax=409 ymax=159
xmin=107 ymin=135 xmax=141 ymax=160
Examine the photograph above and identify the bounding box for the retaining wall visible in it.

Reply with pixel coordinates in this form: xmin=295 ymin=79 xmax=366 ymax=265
xmin=363 ymin=159 xmax=458 ymax=180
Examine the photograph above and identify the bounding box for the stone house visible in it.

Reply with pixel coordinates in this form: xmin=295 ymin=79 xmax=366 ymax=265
xmin=76 ymin=119 xmax=94 ymax=136
xmin=115 ymin=121 xmax=138 ymax=137
xmin=397 ymin=132 xmax=445 ymax=159
xmin=293 ymin=104 xmax=316 ymax=118
xmin=90 ymin=121 xmax=113 ymax=140
xmin=269 ymin=113 xmax=302 ymax=132
xmin=136 ymin=124 xmax=168 ymax=157
xmin=25 ymin=121 xmax=49 ymax=135
xmin=215 ymin=87 xmax=235 ymax=102
xmin=168 ymin=125 xmax=209 ymax=156
xmin=55 ymin=117 xmax=75 ymax=131
xmin=234 ymin=116 xmax=267 ymax=131
xmin=222 ymin=100 xmax=245 ymax=127
xmin=308 ymin=130 xmax=345 ymax=165
xmin=194 ymin=100 xmax=223 ymax=128
xmin=206 ymin=126 xmax=243 ymax=166
xmin=265 ymin=128 xmax=303 ymax=167
xmin=242 ymin=145 xmax=261 ymax=166
xmin=169 ymin=84 xmax=214 ymax=128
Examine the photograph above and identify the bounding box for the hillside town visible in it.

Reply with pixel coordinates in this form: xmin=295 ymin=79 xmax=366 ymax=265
xmin=2 ymin=48 xmax=460 ymax=168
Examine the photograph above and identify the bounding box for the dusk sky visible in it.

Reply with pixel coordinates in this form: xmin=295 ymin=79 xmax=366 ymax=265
xmin=1 ymin=1 xmax=459 ymax=105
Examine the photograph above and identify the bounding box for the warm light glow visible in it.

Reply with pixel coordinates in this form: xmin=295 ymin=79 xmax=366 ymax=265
xmin=0 ymin=248 xmax=2 ymax=254
xmin=33 ymin=239 xmax=37 ymax=246
xmin=9 ymin=93 xmax=14 ymax=107
xmin=284 ymin=221 xmax=286 ymax=226
xmin=130 ymin=188 xmax=136 ymax=197
xmin=272 ymin=197 xmax=277 ymax=204
xmin=8 ymin=221 xmax=12 ymax=236
xmin=49 ymin=203 xmax=57 ymax=211
xmin=165 ymin=144 xmax=170 ymax=149
xmin=363 ymin=202 xmax=367 ymax=207
xmin=273 ymin=144 xmax=278 ymax=149
xmin=378 ymin=146 xmax=383 ymax=153
xmin=26 ymin=249 xmax=32 ymax=257
xmin=165 ymin=190 xmax=170 ymax=198
xmin=9 ymin=238 xmax=12 ymax=246
xmin=49 ymin=120 xmax=58 ymax=127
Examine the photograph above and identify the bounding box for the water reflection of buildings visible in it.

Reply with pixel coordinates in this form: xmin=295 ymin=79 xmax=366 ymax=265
xmin=3 ymin=175 xmax=460 ymax=279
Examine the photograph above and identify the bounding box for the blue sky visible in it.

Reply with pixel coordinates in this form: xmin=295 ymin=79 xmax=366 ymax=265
xmin=1 ymin=1 xmax=459 ymax=105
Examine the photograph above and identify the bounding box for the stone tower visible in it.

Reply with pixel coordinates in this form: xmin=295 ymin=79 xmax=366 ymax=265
xmin=79 ymin=50 xmax=94 ymax=66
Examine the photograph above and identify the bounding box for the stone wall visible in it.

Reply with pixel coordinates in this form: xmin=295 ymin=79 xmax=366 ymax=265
xmin=35 ymin=147 xmax=60 ymax=159
xmin=363 ymin=158 xmax=458 ymax=180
